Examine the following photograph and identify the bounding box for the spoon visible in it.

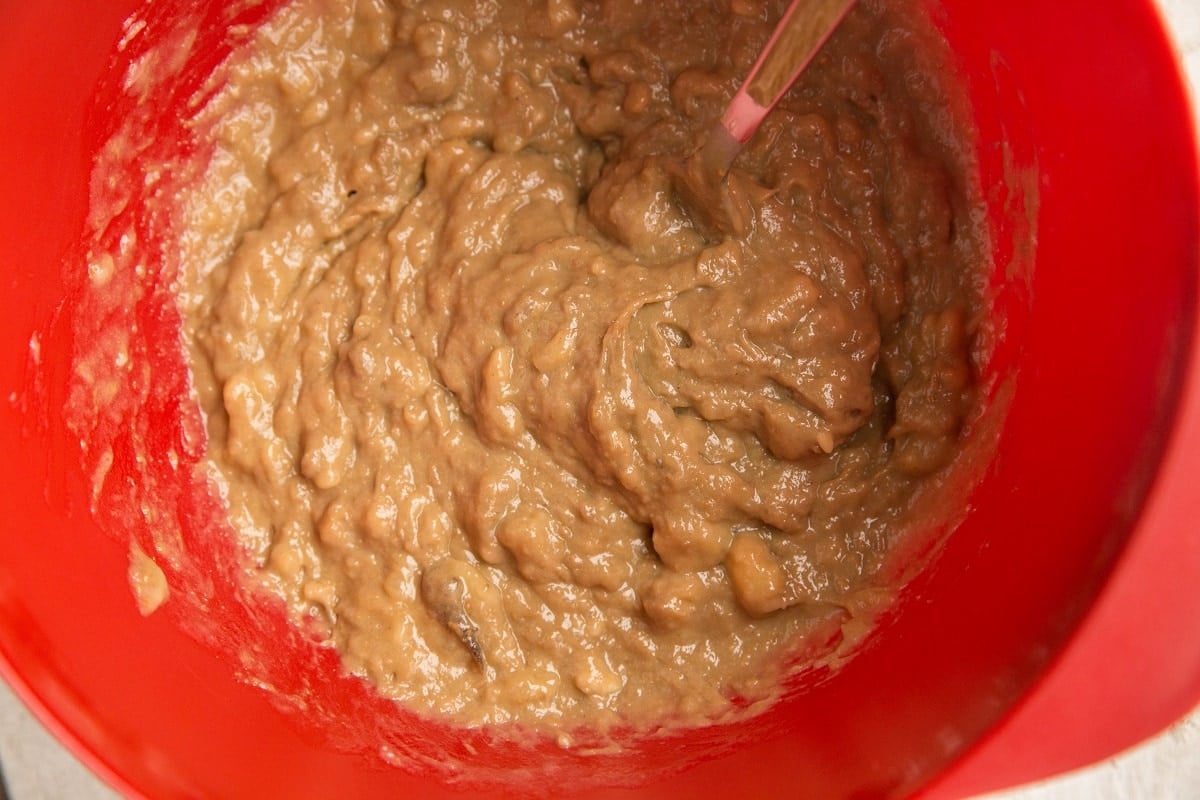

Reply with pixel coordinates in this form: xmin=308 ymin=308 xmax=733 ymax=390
xmin=674 ymin=0 xmax=858 ymax=235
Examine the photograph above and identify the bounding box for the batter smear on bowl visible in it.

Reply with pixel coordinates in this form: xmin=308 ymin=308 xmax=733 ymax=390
xmin=171 ymin=0 xmax=992 ymax=733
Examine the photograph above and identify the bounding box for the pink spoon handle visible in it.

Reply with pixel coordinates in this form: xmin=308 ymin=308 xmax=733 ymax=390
xmin=720 ymin=0 xmax=858 ymax=144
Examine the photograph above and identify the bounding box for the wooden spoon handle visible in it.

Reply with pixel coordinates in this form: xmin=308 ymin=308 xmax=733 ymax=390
xmin=721 ymin=0 xmax=857 ymax=143
xmin=747 ymin=0 xmax=857 ymax=107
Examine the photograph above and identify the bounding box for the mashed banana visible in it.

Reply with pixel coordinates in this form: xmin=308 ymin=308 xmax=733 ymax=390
xmin=176 ymin=0 xmax=986 ymax=732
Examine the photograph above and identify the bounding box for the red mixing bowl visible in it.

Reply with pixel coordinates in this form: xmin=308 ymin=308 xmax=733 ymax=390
xmin=0 ymin=1 xmax=1197 ymax=798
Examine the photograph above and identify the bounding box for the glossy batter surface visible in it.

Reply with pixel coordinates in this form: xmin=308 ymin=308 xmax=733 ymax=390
xmin=176 ymin=0 xmax=987 ymax=733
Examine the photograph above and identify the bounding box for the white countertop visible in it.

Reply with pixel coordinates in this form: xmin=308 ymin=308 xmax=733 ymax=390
xmin=2 ymin=0 xmax=1198 ymax=797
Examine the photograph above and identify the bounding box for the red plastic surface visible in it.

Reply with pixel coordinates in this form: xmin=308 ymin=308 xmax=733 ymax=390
xmin=0 ymin=0 xmax=1196 ymax=798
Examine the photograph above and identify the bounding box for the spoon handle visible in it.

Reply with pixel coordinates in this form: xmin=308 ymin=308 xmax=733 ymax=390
xmin=721 ymin=0 xmax=857 ymax=144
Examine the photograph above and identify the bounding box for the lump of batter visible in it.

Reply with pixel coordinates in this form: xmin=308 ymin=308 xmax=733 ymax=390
xmin=176 ymin=0 xmax=987 ymax=733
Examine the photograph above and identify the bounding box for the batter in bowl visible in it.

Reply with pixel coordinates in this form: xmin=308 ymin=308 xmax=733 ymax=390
xmin=171 ymin=0 xmax=989 ymax=735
